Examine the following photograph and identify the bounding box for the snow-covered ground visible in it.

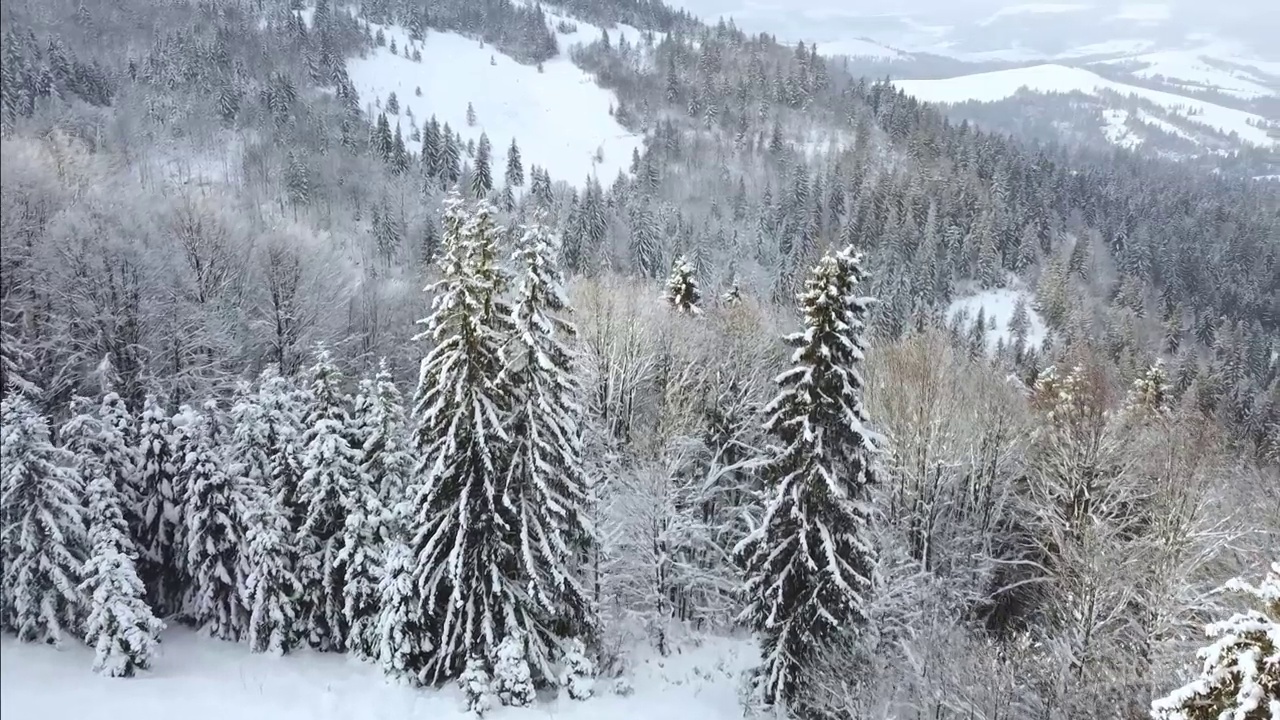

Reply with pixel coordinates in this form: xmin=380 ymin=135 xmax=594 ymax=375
xmin=818 ymin=37 xmax=908 ymax=61
xmin=0 ymin=630 xmax=755 ymax=720
xmin=345 ymin=17 xmax=645 ymax=187
xmin=947 ymin=288 xmax=1047 ymax=351
xmin=1101 ymin=108 xmax=1140 ymax=148
xmin=891 ymin=64 xmax=1278 ymax=148
xmin=1091 ymin=47 xmax=1277 ymax=99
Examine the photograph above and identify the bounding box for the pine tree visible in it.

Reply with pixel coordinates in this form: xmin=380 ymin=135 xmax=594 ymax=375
xmin=629 ymin=201 xmax=662 ymax=279
xmin=422 ymin=116 xmax=442 ymax=183
xmin=243 ymin=495 xmax=301 ymax=655
xmin=373 ymin=113 xmax=393 ymax=163
xmin=664 ymin=255 xmax=703 ymax=315
xmin=442 ymin=126 xmax=462 ymax=186
xmin=466 ymin=101 xmax=477 ymax=127
xmin=391 ymin=124 xmax=409 ymax=175
xmin=230 ymin=382 xmax=302 ymax=654
xmin=258 ymin=366 xmax=308 ymax=533
xmin=376 ymin=539 xmax=431 ymax=680
xmin=351 ymin=359 xmax=414 ymax=507
xmin=1151 ymin=563 xmax=1279 ymax=720
xmin=134 ymin=395 xmax=183 ymax=614
xmin=180 ymin=403 xmax=251 ymax=641
xmin=407 ymin=194 xmax=514 ymax=682
xmin=80 ymin=464 xmax=163 ymax=677
xmin=471 ymin=132 xmax=493 ymax=199
xmin=0 ymin=397 xmax=85 ymax=644
xmin=736 ymin=246 xmax=882 ymax=711
xmin=0 ymin=316 xmax=37 ymax=397
xmin=493 ymin=633 xmax=536 ymax=707
xmin=499 ymin=219 xmax=597 ymax=683
xmin=343 ymin=366 xmax=406 ymax=660
xmin=295 ymin=349 xmax=363 ymax=651
xmin=505 ymin=138 xmax=524 ymax=188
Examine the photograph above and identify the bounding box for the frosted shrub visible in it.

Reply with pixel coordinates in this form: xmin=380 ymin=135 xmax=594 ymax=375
xmin=493 ymin=633 xmax=536 ymax=707
xmin=558 ymin=638 xmax=596 ymax=700
xmin=460 ymin=656 xmax=495 ymax=716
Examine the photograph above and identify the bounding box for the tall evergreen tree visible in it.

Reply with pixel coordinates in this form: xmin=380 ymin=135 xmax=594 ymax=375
xmin=80 ymin=462 xmax=163 ymax=677
xmin=407 ymin=194 xmax=515 ymax=682
xmin=243 ymin=494 xmax=301 ymax=656
xmin=736 ymin=247 xmax=882 ymax=711
xmin=351 ymin=359 xmax=414 ymax=508
xmin=471 ymin=132 xmax=494 ymax=198
xmin=422 ymin=116 xmax=442 ymax=184
xmin=230 ymin=381 xmax=302 ymax=655
xmin=134 ymin=395 xmax=183 ymax=615
xmin=180 ymin=403 xmax=251 ymax=641
xmin=498 ymin=219 xmax=597 ymax=684
xmin=0 ymin=397 xmax=85 ymax=644
xmin=505 ymin=138 xmax=524 ymax=188
xmin=376 ymin=539 xmax=430 ymax=680
xmin=295 ymin=349 xmax=363 ymax=651
xmin=258 ymin=366 xmax=307 ymax=533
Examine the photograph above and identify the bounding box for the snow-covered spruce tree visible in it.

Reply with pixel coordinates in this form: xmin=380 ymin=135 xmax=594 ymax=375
xmin=180 ymin=403 xmax=251 ymax=641
xmin=376 ymin=538 xmax=432 ymax=680
xmin=407 ymin=193 xmax=515 ymax=683
xmin=295 ymin=348 xmax=363 ymax=652
xmin=471 ymin=132 xmax=493 ymax=199
xmin=735 ymin=246 xmax=882 ymax=712
xmin=461 ymin=656 xmax=496 ymax=715
xmin=229 ymin=383 xmax=302 ymax=655
xmin=498 ymin=218 xmax=597 ymax=686
xmin=243 ymin=495 xmax=302 ymax=656
xmin=352 ymin=359 xmax=414 ymax=506
xmin=664 ymin=255 xmax=703 ymax=316
xmin=257 ymin=365 xmax=308 ymax=533
xmin=343 ymin=360 xmax=409 ymax=660
xmin=62 ymin=392 xmax=141 ymax=550
xmin=80 ymin=463 xmax=163 ymax=677
xmin=1151 ymin=562 xmax=1279 ymax=720
xmin=0 ymin=397 xmax=85 ymax=644
xmin=505 ymin=138 xmax=524 ymax=188
xmin=493 ymin=632 xmax=536 ymax=707
xmin=338 ymin=479 xmax=385 ymax=660
xmin=134 ymin=395 xmax=184 ymax=615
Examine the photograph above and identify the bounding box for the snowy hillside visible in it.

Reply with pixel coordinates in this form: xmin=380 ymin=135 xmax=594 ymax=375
xmin=346 ymin=17 xmax=646 ymax=187
xmin=1091 ymin=46 xmax=1279 ymax=100
xmin=891 ymin=64 xmax=1277 ymax=148
xmin=0 ymin=630 xmax=755 ymax=720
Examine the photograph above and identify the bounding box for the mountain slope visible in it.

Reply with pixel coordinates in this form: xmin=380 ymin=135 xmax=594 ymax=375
xmin=891 ymin=63 xmax=1277 ymax=148
xmin=346 ymin=16 xmax=646 ymax=186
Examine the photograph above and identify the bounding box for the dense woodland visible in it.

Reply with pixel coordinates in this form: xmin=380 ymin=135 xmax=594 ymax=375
xmin=1 ymin=0 xmax=1278 ymax=718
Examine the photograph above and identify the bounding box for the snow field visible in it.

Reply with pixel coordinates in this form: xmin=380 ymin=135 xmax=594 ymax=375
xmin=818 ymin=37 xmax=908 ymax=61
xmin=0 ymin=629 xmax=755 ymax=720
xmin=891 ymin=64 xmax=1278 ymax=148
xmin=947 ymin=287 xmax=1048 ymax=351
xmin=346 ymin=21 xmax=645 ymax=188
xmin=1092 ymin=48 xmax=1277 ymax=99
